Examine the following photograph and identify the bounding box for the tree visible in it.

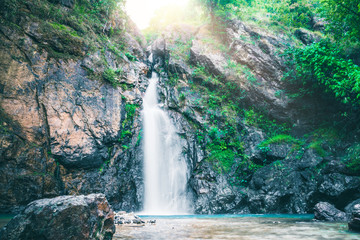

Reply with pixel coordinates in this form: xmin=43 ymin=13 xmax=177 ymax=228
xmin=320 ymin=0 xmax=360 ymax=42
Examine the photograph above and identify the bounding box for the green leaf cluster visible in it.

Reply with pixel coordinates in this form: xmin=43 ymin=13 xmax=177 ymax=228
xmin=285 ymin=40 xmax=360 ymax=106
xmin=244 ymin=109 xmax=290 ymax=137
xmin=343 ymin=143 xmax=360 ymax=173
xmin=103 ymin=68 xmax=118 ymax=87
xmin=320 ymin=0 xmax=360 ymax=42
xmin=258 ymin=134 xmax=299 ymax=147
xmin=266 ymin=0 xmax=318 ymax=29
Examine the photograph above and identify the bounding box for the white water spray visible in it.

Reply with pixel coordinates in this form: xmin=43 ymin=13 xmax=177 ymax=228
xmin=142 ymin=73 xmax=190 ymax=215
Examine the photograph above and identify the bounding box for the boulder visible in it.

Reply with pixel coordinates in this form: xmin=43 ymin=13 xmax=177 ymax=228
xmin=317 ymin=173 xmax=360 ymax=208
xmin=247 ymin=149 xmax=322 ymax=214
xmin=0 ymin=194 xmax=115 ymax=240
xmin=114 ymin=212 xmax=145 ymax=226
xmin=189 ymin=161 xmax=245 ymax=214
xmin=314 ymin=202 xmax=347 ymax=221
xmin=345 ymin=199 xmax=360 ymax=215
xmin=349 ymin=204 xmax=360 ymax=232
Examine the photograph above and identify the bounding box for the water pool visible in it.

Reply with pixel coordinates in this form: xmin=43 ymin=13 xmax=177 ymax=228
xmin=115 ymin=214 xmax=360 ymax=240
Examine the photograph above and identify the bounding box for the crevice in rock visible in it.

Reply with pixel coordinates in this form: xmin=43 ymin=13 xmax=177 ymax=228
xmin=0 ymin=28 xmax=32 ymax=65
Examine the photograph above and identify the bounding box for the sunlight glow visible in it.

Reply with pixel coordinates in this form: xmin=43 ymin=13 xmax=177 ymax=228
xmin=125 ymin=0 xmax=190 ymax=30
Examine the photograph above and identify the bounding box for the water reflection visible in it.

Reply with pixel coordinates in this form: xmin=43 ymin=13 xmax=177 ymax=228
xmin=115 ymin=215 xmax=360 ymax=240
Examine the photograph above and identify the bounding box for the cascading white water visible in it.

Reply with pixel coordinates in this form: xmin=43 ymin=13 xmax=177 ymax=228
xmin=142 ymin=72 xmax=190 ymax=215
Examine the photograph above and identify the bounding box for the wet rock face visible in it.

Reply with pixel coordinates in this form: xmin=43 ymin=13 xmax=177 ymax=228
xmin=317 ymin=173 xmax=360 ymax=208
xmin=314 ymin=202 xmax=347 ymax=222
xmin=246 ymin=149 xmax=320 ymax=213
xmin=41 ymin=62 xmax=124 ymax=169
xmin=189 ymin=162 xmax=245 ymax=214
xmin=349 ymin=204 xmax=360 ymax=232
xmin=245 ymin=151 xmax=360 ymax=214
xmin=0 ymin=7 xmax=147 ymax=213
xmin=0 ymin=194 xmax=115 ymax=240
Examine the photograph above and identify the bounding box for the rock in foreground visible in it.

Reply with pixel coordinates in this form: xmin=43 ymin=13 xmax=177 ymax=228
xmin=0 ymin=194 xmax=115 ymax=240
xmin=314 ymin=202 xmax=347 ymax=222
xmin=114 ymin=211 xmax=146 ymax=226
xmin=349 ymin=204 xmax=360 ymax=232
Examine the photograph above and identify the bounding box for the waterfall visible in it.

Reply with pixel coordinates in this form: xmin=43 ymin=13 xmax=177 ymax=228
xmin=142 ymin=72 xmax=190 ymax=215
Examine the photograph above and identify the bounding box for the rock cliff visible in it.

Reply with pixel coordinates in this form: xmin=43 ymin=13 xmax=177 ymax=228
xmin=0 ymin=0 xmax=147 ymax=213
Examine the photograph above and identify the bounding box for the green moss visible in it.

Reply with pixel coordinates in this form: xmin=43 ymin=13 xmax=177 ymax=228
xmin=208 ymin=148 xmax=235 ymax=173
xmin=168 ymin=37 xmax=193 ymax=61
xmin=307 ymin=141 xmax=326 ymax=157
xmin=108 ymin=44 xmax=125 ymax=57
xmin=244 ymin=109 xmax=290 ymax=137
xmin=49 ymin=22 xmax=67 ymax=31
xmin=122 ymin=103 xmax=139 ymax=128
xmin=259 ymin=134 xmax=298 ymax=147
xmin=118 ymin=130 xmax=132 ymax=143
xmin=102 ymin=68 xmax=119 ymax=87
xmin=125 ymin=52 xmax=137 ymax=61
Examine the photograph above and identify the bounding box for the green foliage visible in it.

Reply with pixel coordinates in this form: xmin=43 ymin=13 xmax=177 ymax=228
xmin=284 ymin=40 xmax=360 ymax=106
xmin=266 ymin=0 xmax=318 ymax=29
xmin=320 ymin=0 xmax=360 ymax=42
xmin=225 ymin=61 xmax=259 ymax=84
xmin=208 ymin=148 xmax=236 ymax=173
xmin=118 ymin=130 xmax=132 ymax=143
xmin=125 ymin=52 xmax=137 ymax=61
xmin=103 ymin=68 xmax=119 ymax=87
xmin=197 ymin=0 xmax=318 ymax=31
xmin=305 ymin=127 xmax=338 ymax=157
xmin=49 ymin=22 xmax=80 ymax=38
xmin=307 ymin=140 xmax=326 ymax=157
xmin=205 ymin=126 xmax=243 ymax=173
xmin=243 ymin=66 xmax=258 ymax=84
xmin=343 ymin=143 xmax=360 ymax=173
xmin=125 ymin=104 xmax=138 ymax=120
xmin=167 ymin=72 xmax=180 ymax=87
xmin=0 ymin=122 xmax=9 ymax=133
xmin=197 ymin=0 xmax=252 ymax=20
xmin=187 ymin=65 xmax=247 ymax=174
xmin=122 ymin=103 xmax=139 ymax=127
xmin=258 ymin=127 xmax=339 ymax=160
xmin=168 ymin=37 xmax=194 ymax=61
xmin=179 ymin=93 xmax=186 ymax=102
xmin=196 ymin=0 xmax=360 ymax=44
xmin=108 ymin=43 xmax=125 ymax=57
xmin=259 ymin=134 xmax=299 ymax=147
xmin=244 ymin=109 xmax=290 ymax=136
xmin=0 ymin=0 xmax=129 ymax=63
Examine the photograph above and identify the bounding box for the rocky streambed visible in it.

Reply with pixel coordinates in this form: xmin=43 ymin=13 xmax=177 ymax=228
xmin=114 ymin=215 xmax=360 ymax=240
xmin=0 ymin=194 xmax=359 ymax=239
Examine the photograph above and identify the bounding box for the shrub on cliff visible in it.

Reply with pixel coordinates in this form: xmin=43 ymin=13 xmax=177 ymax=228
xmin=344 ymin=143 xmax=360 ymax=174
xmin=284 ymin=40 xmax=360 ymax=107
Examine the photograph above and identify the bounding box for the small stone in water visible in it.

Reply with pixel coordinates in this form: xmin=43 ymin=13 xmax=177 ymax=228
xmin=148 ymin=219 xmax=156 ymax=224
